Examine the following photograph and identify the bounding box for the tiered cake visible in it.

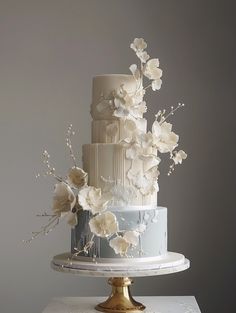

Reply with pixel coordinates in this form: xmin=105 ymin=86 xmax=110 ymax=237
xmin=72 ymin=74 xmax=168 ymax=260
xmin=31 ymin=38 xmax=187 ymax=264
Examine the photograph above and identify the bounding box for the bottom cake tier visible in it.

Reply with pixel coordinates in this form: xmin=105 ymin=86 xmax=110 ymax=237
xmin=71 ymin=206 xmax=167 ymax=259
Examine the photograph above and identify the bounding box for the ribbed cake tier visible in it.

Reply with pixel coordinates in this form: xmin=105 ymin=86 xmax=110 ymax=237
xmin=91 ymin=118 xmax=147 ymax=143
xmin=82 ymin=143 xmax=158 ymax=206
xmin=71 ymin=206 xmax=167 ymax=259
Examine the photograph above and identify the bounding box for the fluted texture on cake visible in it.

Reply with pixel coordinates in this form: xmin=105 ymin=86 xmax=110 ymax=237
xmin=81 ymin=74 xmax=158 ymax=207
xmin=83 ymin=143 xmax=157 ymax=206
xmin=91 ymin=119 xmax=147 ymax=143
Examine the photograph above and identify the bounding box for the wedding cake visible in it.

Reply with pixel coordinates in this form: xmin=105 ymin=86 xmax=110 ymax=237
xmin=29 ymin=38 xmax=187 ymax=264
xmin=69 ymin=39 xmax=187 ymax=260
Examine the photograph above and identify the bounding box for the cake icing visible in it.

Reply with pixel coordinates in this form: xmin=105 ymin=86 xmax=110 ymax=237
xmin=68 ymin=39 xmax=187 ymax=260
xmin=28 ymin=38 xmax=187 ymax=262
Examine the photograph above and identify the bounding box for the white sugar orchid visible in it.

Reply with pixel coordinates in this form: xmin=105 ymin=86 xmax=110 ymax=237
xmin=113 ymin=87 xmax=134 ymax=118
xmin=130 ymin=38 xmax=149 ymax=64
xmin=125 ymin=142 xmax=140 ymax=160
xmin=152 ymin=121 xmax=179 ymax=153
xmin=133 ymin=88 xmax=145 ymax=104
xmin=124 ymin=130 xmax=154 ymax=160
xmin=130 ymin=101 xmax=147 ymax=119
xmin=52 ymin=182 xmax=76 ymax=215
xmin=130 ymin=38 xmax=147 ymax=53
xmin=89 ymin=211 xmax=119 ymax=238
xmin=68 ymin=167 xmax=88 ymax=189
xmin=152 ymin=79 xmax=162 ymax=91
xmin=139 ymin=154 xmax=161 ymax=172
xmin=139 ymin=132 xmax=154 ymax=149
xmin=143 ymin=59 xmax=163 ymax=80
xmin=127 ymin=167 xmax=159 ymax=196
xmin=137 ymin=50 xmax=150 ymax=63
xmin=123 ymin=231 xmax=140 ymax=246
xmin=124 ymin=119 xmax=137 ymax=133
xmin=78 ymin=186 xmax=109 ymax=215
xmin=129 ymin=64 xmax=140 ymax=80
xmin=172 ymin=150 xmax=187 ymax=164
xmin=109 ymin=236 xmax=130 ymax=256
xmin=52 ymin=182 xmax=78 ymax=227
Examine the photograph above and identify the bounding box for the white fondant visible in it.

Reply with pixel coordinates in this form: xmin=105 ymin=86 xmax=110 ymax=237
xmin=91 ymin=75 xmax=137 ymax=120
xmin=82 ymin=143 xmax=158 ymax=206
xmin=91 ymin=118 xmax=147 ymax=143
xmin=106 ymin=204 xmax=158 ymax=212
xmin=72 ymin=207 xmax=167 ymax=259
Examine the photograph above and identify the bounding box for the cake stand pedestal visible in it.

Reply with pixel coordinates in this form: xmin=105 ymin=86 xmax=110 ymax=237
xmin=51 ymin=252 xmax=190 ymax=313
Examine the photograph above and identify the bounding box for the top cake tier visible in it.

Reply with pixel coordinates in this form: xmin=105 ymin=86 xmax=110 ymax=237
xmin=91 ymin=75 xmax=147 ymax=143
xmin=91 ymin=74 xmax=137 ymax=120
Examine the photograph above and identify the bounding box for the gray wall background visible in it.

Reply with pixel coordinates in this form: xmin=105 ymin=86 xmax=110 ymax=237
xmin=0 ymin=1 xmax=235 ymax=312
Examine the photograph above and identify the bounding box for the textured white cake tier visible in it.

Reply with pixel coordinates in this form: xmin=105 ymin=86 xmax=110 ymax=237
xmin=71 ymin=206 xmax=167 ymax=259
xmin=82 ymin=143 xmax=157 ymax=206
xmin=91 ymin=118 xmax=147 ymax=143
xmin=91 ymin=75 xmax=138 ymax=120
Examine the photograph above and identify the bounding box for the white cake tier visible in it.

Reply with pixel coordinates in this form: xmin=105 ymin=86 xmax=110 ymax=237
xmin=71 ymin=206 xmax=167 ymax=259
xmin=82 ymin=143 xmax=158 ymax=206
xmin=91 ymin=118 xmax=147 ymax=143
xmin=91 ymin=74 xmax=139 ymax=120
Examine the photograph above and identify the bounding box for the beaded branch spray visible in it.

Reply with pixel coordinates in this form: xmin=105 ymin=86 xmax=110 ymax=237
xmin=24 ymin=38 xmax=187 ymax=257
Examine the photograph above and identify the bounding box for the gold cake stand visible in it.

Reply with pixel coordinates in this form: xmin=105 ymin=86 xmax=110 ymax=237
xmin=95 ymin=277 xmax=145 ymax=313
xmin=51 ymin=252 xmax=190 ymax=313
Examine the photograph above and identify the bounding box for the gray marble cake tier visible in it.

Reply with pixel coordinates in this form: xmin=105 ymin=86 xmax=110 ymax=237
xmin=71 ymin=206 xmax=167 ymax=259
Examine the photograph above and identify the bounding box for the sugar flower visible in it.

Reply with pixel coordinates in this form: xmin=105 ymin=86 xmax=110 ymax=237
xmin=130 ymin=38 xmax=150 ymax=63
xmin=172 ymin=150 xmax=187 ymax=164
xmin=137 ymin=50 xmax=150 ymax=63
xmin=143 ymin=59 xmax=163 ymax=80
xmin=109 ymin=236 xmax=130 ymax=256
xmin=78 ymin=186 xmax=109 ymax=215
xmin=123 ymin=231 xmax=139 ymax=246
xmin=139 ymin=154 xmax=161 ymax=172
xmin=52 ymin=182 xmax=76 ymax=215
xmin=113 ymin=87 xmax=134 ymax=118
xmin=129 ymin=64 xmax=140 ymax=80
xmin=89 ymin=211 xmax=118 ymax=238
xmin=68 ymin=167 xmax=88 ymax=189
xmin=127 ymin=167 xmax=159 ymax=196
xmin=152 ymin=121 xmax=179 ymax=153
xmin=124 ymin=119 xmax=137 ymax=133
xmin=152 ymin=79 xmax=162 ymax=91
xmin=130 ymin=38 xmax=147 ymax=52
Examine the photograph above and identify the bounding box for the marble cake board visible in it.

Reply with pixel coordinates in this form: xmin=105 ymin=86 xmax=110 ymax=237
xmin=51 ymin=252 xmax=190 ymax=313
xmin=51 ymin=251 xmax=190 ymax=277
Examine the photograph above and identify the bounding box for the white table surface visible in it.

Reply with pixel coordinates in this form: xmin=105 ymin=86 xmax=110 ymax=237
xmin=42 ymin=296 xmax=201 ymax=313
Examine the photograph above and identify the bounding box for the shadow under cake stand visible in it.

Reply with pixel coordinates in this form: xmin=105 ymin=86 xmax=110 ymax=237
xmin=51 ymin=251 xmax=190 ymax=313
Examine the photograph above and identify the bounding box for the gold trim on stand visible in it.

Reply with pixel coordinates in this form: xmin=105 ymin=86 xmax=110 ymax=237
xmin=95 ymin=277 xmax=145 ymax=313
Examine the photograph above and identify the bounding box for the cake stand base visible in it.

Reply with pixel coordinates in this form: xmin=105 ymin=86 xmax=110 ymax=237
xmin=51 ymin=252 xmax=190 ymax=312
xmin=95 ymin=277 xmax=145 ymax=313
